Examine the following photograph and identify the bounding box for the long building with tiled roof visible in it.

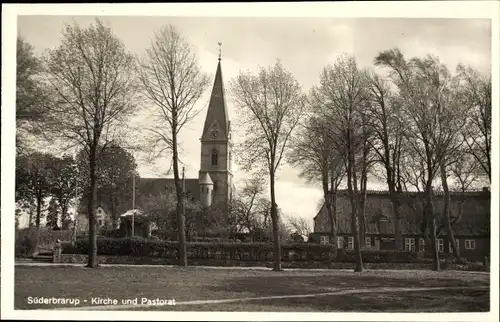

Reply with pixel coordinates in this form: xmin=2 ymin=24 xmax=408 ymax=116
xmin=310 ymin=188 xmax=490 ymax=261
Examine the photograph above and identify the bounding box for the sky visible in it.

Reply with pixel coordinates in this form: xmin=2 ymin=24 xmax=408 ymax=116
xmin=16 ymin=16 xmax=492 ymax=227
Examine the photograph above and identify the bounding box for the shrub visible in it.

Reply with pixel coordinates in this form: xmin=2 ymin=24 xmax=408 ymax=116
xmin=418 ymin=252 xmax=463 ymax=263
xmin=334 ymin=250 xmax=470 ymax=263
xmin=151 ymin=230 xmax=177 ymax=241
xmin=99 ymin=228 xmax=123 ymax=238
xmin=336 ymin=250 xmax=420 ymax=263
xmin=61 ymin=241 xmax=76 ymax=254
xmin=15 ymin=230 xmax=38 ymax=257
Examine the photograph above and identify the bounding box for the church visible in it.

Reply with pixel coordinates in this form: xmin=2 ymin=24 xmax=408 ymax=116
xmin=134 ymin=51 xmax=235 ymax=215
xmin=76 ymin=53 xmax=236 ymax=235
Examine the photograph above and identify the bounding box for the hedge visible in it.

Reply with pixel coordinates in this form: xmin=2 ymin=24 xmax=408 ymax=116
xmin=16 ymin=227 xmax=73 ymax=249
xmin=62 ymin=237 xmax=468 ymax=263
xmin=335 ymin=250 xmax=465 ymax=263
xmin=62 ymin=237 xmax=337 ymax=261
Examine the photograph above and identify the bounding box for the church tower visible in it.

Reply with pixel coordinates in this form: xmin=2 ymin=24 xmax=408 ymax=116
xmin=199 ymin=43 xmax=233 ymax=214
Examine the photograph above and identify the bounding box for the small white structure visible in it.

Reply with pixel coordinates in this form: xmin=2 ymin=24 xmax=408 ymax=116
xmin=199 ymin=172 xmax=214 ymax=208
xmin=120 ymin=209 xmax=152 ymax=237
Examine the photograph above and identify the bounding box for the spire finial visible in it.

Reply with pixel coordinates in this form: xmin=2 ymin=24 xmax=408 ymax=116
xmin=218 ymin=42 xmax=222 ymax=61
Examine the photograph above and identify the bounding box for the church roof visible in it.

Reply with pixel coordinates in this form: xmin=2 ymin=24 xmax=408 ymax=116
xmin=202 ymin=59 xmax=230 ymax=139
xmin=314 ymin=189 xmax=490 ymax=237
xmin=199 ymin=172 xmax=213 ymax=185
xmin=120 ymin=209 xmax=145 ymax=217
xmin=135 ymin=177 xmax=200 ymax=207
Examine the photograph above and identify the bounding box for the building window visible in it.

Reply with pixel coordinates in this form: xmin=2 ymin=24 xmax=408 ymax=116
xmin=211 ymin=149 xmax=218 ymax=166
xmin=449 ymin=239 xmax=459 ymax=253
xmin=465 ymin=240 xmax=476 ymax=250
xmin=419 ymin=238 xmax=425 ymax=252
xmin=405 ymin=238 xmax=416 ymax=251
xmin=348 ymin=236 xmax=354 ymax=250
xmin=437 ymin=239 xmax=444 ymax=252
xmin=337 ymin=236 xmax=344 ymax=249
xmin=320 ymin=235 xmax=329 ymax=245
xmin=98 ymin=219 xmax=103 ymax=227
xmin=365 ymin=236 xmax=371 ymax=248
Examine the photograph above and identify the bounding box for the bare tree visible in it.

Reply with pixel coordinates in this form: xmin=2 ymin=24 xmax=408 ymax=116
xmin=456 ymin=64 xmax=491 ymax=182
xmin=366 ymin=72 xmax=405 ymax=250
xmin=287 ymin=216 xmax=312 ymax=241
xmin=375 ymin=49 xmax=469 ymax=270
xmin=450 ymin=152 xmax=481 ymax=193
xmin=434 ymin=147 xmax=483 ymax=251
xmin=141 ymin=190 xmax=202 ymax=241
xmin=44 ymin=19 xmax=138 ymax=268
xmin=376 ymin=50 xmax=440 ymax=269
xmin=229 ymin=175 xmax=267 ymax=235
xmin=433 ymin=72 xmax=474 ymax=260
xmin=357 ymin=104 xmax=378 ymax=244
xmin=230 ymin=60 xmax=306 ymax=271
xmin=314 ymin=55 xmax=368 ymax=272
xmin=136 ymin=25 xmax=210 ymax=267
xmin=289 ymin=112 xmax=345 ymax=246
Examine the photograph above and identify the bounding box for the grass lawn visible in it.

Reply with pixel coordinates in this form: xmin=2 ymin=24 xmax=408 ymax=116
xmin=14 ymin=266 xmax=489 ymax=312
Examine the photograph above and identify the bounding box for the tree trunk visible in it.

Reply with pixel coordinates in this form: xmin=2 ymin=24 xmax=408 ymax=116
xmin=425 ymin=183 xmax=440 ymax=271
xmin=86 ymin=147 xmax=98 ymax=269
xmin=60 ymin=199 xmax=68 ymax=229
xmin=323 ymin=168 xmax=335 ymax=240
xmin=270 ymin=169 xmax=282 ymax=271
xmin=332 ymin=192 xmax=337 ymax=242
xmin=440 ymin=160 xmax=460 ymax=259
xmin=359 ymin=168 xmax=367 ymax=248
xmin=393 ymin=141 xmax=404 ymax=251
xmin=172 ymin=131 xmax=187 ymax=268
xmin=35 ymin=187 xmax=42 ymax=228
xmin=390 ymin=192 xmax=403 ymax=251
xmin=430 ymin=214 xmax=439 ymax=271
xmin=29 ymin=205 xmax=34 ymax=227
xmin=347 ymin=129 xmax=364 ymax=272
xmin=386 ymin=159 xmax=402 ymax=250
xmin=330 ymin=172 xmax=339 ymax=249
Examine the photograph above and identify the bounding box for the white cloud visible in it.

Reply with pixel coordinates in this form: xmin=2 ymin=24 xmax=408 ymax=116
xmin=275 ymin=180 xmax=323 ymax=223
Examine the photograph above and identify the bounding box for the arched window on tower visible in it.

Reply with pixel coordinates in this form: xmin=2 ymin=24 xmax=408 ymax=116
xmin=211 ymin=149 xmax=218 ymax=166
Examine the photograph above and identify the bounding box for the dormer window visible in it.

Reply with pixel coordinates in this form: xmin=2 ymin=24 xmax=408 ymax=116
xmin=211 ymin=149 xmax=218 ymax=166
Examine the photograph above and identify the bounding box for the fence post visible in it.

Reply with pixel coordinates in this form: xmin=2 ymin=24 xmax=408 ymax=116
xmin=53 ymin=239 xmax=62 ymax=263
xmin=483 ymin=256 xmax=489 ymax=272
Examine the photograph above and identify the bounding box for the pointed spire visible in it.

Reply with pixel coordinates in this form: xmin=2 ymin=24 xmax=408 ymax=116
xmin=199 ymin=172 xmax=213 ymax=185
xmin=201 ymin=43 xmax=230 ymax=140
